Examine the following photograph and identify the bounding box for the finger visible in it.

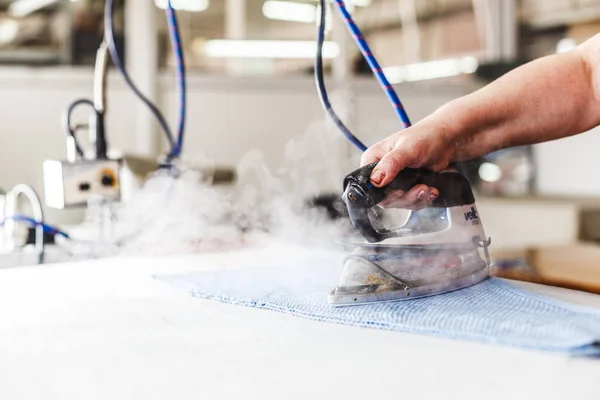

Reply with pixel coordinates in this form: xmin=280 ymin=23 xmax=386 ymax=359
xmin=410 ymin=187 xmax=439 ymax=211
xmin=360 ymin=148 xmax=381 ymax=167
xmin=370 ymin=149 xmax=414 ymax=187
xmin=428 ymin=187 xmax=439 ymax=202
xmin=430 ymin=160 xmax=449 ymax=172
xmin=369 ymin=135 xmax=424 ymax=187
xmin=377 ymin=189 xmax=405 ymax=208
xmin=379 ymin=184 xmax=429 ymax=209
xmin=360 ymin=139 xmax=392 ymax=167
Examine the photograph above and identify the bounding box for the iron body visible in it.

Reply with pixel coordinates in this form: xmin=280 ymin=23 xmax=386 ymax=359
xmin=329 ymin=163 xmax=491 ymax=306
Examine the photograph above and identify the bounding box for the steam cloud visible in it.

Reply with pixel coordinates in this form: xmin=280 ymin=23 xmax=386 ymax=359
xmin=81 ymin=117 xmax=361 ymax=257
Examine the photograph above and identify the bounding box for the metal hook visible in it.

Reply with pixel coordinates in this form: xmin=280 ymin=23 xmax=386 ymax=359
xmin=4 ymin=184 xmax=45 ymax=264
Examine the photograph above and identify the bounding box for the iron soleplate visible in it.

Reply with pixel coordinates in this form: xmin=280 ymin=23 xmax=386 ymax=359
xmin=328 ymin=261 xmax=489 ymax=307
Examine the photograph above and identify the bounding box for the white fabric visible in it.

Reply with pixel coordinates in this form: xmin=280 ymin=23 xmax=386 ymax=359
xmin=0 ymin=242 xmax=599 ymax=400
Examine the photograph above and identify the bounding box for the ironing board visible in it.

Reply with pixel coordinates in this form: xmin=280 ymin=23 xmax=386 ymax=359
xmin=0 ymin=243 xmax=598 ymax=400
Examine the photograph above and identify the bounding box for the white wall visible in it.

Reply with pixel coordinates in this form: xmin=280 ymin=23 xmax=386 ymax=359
xmin=534 ymin=127 xmax=600 ymax=197
xmin=0 ymin=68 xmax=139 ymax=223
xmin=162 ymin=76 xmax=330 ymax=170
xmin=0 ymin=66 xmax=591 ymax=251
xmin=161 ymin=76 xmax=477 ymax=169
xmin=0 ymin=68 xmax=474 ymax=225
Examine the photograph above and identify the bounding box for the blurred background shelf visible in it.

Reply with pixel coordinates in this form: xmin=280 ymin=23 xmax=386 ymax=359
xmin=492 ymin=244 xmax=600 ymax=296
xmin=0 ymin=48 xmax=61 ymax=64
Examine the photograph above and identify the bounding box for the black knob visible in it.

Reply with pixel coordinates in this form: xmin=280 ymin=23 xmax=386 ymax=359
xmin=101 ymin=175 xmax=115 ymax=187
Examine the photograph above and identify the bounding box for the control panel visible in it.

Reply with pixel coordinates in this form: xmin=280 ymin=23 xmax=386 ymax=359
xmin=43 ymin=159 xmax=122 ymax=209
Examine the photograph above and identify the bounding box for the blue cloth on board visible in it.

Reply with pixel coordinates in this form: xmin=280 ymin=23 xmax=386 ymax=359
xmin=156 ymin=264 xmax=600 ymax=356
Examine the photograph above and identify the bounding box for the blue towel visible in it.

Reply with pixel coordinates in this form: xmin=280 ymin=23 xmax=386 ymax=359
xmin=157 ymin=264 xmax=600 ymax=356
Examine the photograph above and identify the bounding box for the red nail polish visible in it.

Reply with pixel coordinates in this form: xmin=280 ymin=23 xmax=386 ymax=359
xmin=428 ymin=194 xmax=437 ymax=201
xmin=371 ymin=170 xmax=385 ymax=185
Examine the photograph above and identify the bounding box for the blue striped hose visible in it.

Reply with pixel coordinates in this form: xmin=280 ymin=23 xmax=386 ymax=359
xmin=332 ymin=0 xmax=412 ymax=129
xmin=1 ymin=215 xmax=70 ymax=239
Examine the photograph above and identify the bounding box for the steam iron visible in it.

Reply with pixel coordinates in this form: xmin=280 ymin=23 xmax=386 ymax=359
xmin=329 ymin=162 xmax=491 ymax=306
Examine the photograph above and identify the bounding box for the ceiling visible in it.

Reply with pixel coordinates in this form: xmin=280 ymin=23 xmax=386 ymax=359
xmin=1 ymin=0 xmax=600 ymax=72
xmin=161 ymin=0 xmax=476 ymax=40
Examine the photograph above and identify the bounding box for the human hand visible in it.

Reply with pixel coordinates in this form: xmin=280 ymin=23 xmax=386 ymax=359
xmin=361 ymin=124 xmax=455 ymax=209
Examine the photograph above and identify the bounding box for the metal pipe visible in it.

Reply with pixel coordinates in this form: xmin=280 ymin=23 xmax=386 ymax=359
xmin=125 ymin=0 xmax=160 ymax=157
xmin=66 ymin=135 xmax=78 ymax=163
xmin=93 ymin=40 xmax=110 ymax=114
xmin=4 ymin=184 xmax=45 ymax=263
xmin=90 ymin=40 xmax=110 ymax=159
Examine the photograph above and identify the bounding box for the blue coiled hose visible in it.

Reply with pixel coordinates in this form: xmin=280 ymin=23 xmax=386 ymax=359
xmin=104 ymin=0 xmax=187 ymax=161
xmin=315 ymin=0 xmax=412 ymax=152
xmin=166 ymin=0 xmax=187 ymax=158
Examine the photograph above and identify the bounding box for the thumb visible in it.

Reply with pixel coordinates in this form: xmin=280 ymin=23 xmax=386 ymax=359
xmin=370 ymin=149 xmax=411 ymax=187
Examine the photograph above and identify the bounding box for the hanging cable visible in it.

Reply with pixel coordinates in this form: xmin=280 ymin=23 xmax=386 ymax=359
xmin=62 ymin=98 xmax=95 ymax=158
xmin=61 ymin=42 xmax=110 ymax=161
xmin=331 ymin=0 xmax=412 ymax=129
xmin=315 ymin=0 xmax=413 ymax=153
xmin=1 ymin=215 xmax=71 ymax=239
xmin=166 ymin=0 xmax=187 ymax=158
xmin=104 ymin=0 xmax=176 ymax=153
xmin=315 ymin=0 xmax=367 ymax=152
xmin=335 ymin=1 xmax=411 ymax=128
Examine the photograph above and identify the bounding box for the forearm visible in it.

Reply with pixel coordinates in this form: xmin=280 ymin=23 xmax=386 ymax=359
xmin=425 ymin=45 xmax=600 ymax=160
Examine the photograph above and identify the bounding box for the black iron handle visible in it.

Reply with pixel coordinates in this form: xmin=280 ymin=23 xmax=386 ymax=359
xmin=341 ymin=162 xmax=475 ymax=243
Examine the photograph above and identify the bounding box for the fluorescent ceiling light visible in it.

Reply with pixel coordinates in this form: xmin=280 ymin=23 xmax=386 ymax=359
xmin=8 ymin=0 xmax=58 ymax=17
xmin=383 ymin=57 xmax=479 ymax=83
xmin=154 ymin=0 xmax=209 ymax=12
xmin=479 ymin=162 xmax=502 ymax=183
xmin=0 ymin=20 xmax=19 ymax=45
xmin=263 ymin=1 xmax=317 ymax=23
xmin=203 ymin=40 xmax=339 ymax=59
xmin=348 ymin=0 xmax=371 ymax=6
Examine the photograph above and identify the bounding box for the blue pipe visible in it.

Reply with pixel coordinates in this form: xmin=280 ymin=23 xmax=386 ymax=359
xmin=331 ymin=0 xmax=412 ymax=129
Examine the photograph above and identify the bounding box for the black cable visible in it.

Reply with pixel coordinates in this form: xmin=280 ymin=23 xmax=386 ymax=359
xmin=62 ymin=98 xmax=96 ymax=158
xmin=315 ymin=0 xmax=367 ymax=152
xmin=166 ymin=2 xmax=187 ymax=157
xmin=94 ymin=109 xmax=108 ymax=159
xmin=104 ymin=0 xmax=176 ymax=152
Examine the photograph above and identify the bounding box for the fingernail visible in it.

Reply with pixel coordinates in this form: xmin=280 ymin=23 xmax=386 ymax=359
xmin=371 ymin=170 xmax=385 ymax=185
xmin=428 ymin=193 xmax=438 ymax=201
xmin=417 ymin=189 xmax=427 ymax=200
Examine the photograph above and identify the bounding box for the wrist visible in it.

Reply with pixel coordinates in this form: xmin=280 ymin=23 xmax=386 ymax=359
xmin=431 ymin=97 xmax=494 ymax=161
xmin=424 ymin=101 xmax=470 ymax=159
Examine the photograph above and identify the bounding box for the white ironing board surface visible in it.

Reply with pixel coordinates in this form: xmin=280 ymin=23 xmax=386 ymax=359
xmin=0 ymin=242 xmax=598 ymax=400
